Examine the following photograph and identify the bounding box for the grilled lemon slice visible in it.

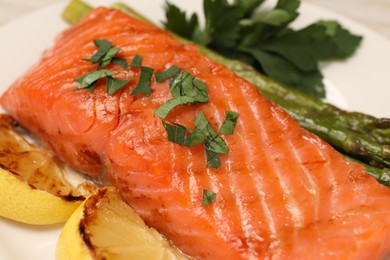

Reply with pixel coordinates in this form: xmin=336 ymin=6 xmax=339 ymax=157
xmin=0 ymin=114 xmax=94 ymax=225
xmin=56 ymin=186 xmax=188 ymax=260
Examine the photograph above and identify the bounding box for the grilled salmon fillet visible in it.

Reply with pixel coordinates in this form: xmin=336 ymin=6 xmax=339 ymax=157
xmin=2 ymin=7 xmax=390 ymax=259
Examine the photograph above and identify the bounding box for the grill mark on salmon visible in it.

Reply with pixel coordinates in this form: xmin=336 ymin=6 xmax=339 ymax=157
xmin=217 ymin=78 xmax=275 ymax=256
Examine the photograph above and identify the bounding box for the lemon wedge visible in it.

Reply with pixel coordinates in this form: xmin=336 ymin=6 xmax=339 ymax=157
xmin=0 ymin=114 xmax=95 ymax=225
xmin=56 ymin=186 xmax=188 ymax=260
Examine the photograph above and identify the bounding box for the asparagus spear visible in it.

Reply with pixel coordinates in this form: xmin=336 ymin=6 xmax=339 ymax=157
xmin=61 ymin=0 xmax=390 ymax=180
xmin=61 ymin=0 xmax=91 ymax=25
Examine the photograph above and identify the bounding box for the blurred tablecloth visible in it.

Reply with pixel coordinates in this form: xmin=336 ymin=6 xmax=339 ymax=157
xmin=1 ymin=0 xmax=390 ymax=40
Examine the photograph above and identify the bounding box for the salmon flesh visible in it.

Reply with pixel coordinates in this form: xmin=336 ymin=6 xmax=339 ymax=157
xmin=2 ymin=7 xmax=390 ymax=259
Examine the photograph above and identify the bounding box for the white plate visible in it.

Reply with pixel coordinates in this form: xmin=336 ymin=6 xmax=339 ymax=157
xmin=0 ymin=1 xmax=389 ymax=259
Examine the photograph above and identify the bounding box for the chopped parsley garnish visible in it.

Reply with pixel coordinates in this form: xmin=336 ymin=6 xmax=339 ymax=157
xmin=106 ymin=77 xmax=131 ymax=95
xmin=191 ymin=111 xmax=228 ymax=156
xmin=161 ymin=111 xmax=229 ymax=169
xmin=164 ymin=0 xmax=362 ymax=98
xmin=169 ymin=71 xmax=209 ymax=102
xmin=84 ymin=39 xmax=127 ymax=68
xmin=84 ymin=39 xmax=112 ymax=64
xmin=162 ymin=121 xmax=187 ymax=144
xmin=130 ymin=55 xmax=143 ymax=68
xmin=154 ymin=70 xmax=209 ymax=118
xmin=155 ymin=65 xmax=181 ymax=82
xmin=131 ymin=66 xmax=154 ymax=97
xmin=219 ymin=111 xmax=239 ymax=134
xmin=75 ymin=69 xmax=113 ymax=92
xmin=76 ymin=39 xmax=132 ymax=94
xmin=111 ymin=57 xmax=128 ymax=69
xmin=99 ymin=46 xmax=121 ymax=67
xmin=76 ymin=41 xmax=238 ymax=170
xmin=206 ymin=149 xmax=221 ymax=168
xmin=202 ymin=189 xmax=217 ymax=206
xmin=155 ymin=96 xmax=196 ymax=118
xmin=153 ymin=64 xmax=237 ymax=168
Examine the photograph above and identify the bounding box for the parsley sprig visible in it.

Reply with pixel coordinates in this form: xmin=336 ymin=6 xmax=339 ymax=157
xmin=164 ymin=0 xmax=362 ymax=98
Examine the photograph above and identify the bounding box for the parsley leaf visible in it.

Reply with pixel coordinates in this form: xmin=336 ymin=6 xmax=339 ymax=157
xmin=162 ymin=121 xmax=187 ymax=144
xmin=193 ymin=111 xmax=228 ymax=154
xmin=183 ymin=128 xmax=208 ymax=147
xmin=163 ymin=0 xmax=362 ymax=98
xmin=219 ymin=111 xmax=239 ymax=134
xmin=188 ymin=111 xmax=228 ymax=168
xmin=170 ymin=71 xmax=209 ymax=102
xmin=130 ymin=55 xmax=143 ymax=68
xmin=155 ymin=65 xmax=181 ymax=82
xmin=100 ymin=46 xmax=120 ymax=67
xmin=112 ymin=57 xmax=128 ymax=69
xmin=275 ymin=0 xmax=300 ymax=24
xmin=202 ymin=189 xmax=217 ymax=206
xmin=155 ymin=70 xmax=210 ymax=118
xmin=316 ymin=20 xmax=363 ymax=59
xmin=161 ymin=111 xmax=228 ymax=169
xmin=131 ymin=66 xmax=154 ymax=97
xmin=84 ymin=39 xmax=112 ymax=64
xmin=236 ymin=0 xmax=265 ymax=17
xmin=84 ymin=39 xmax=127 ymax=68
xmin=106 ymin=76 xmax=131 ymax=95
xmin=75 ymin=70 xmax=113 ymax=92
xmin=163 ymin=2 xmax=200 ymax=40
xmin=206 ymin=149 xmax=221 ymax=168
xmin=155 ymin=96 xmax=196 ymax=118
xmin=241 ymin=47 xmax=326 ymax=97
xmin=201 ymin=0 xmax=243 ymax=48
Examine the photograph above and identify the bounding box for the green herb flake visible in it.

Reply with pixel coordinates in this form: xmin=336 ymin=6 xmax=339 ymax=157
xmin=202 ymin=189 xmax=217 ymax=206
xmin=100 ymin=46 xmax=121 ymax=67
xmin=155 ymin=65 xmax=181 ymax=82
xmin=162 ymin=121 xmax=187 ymax=145
xmin=106 ymin=76 xmax=131 ymax=95
xmin=193 ymin=111 xmax=228 ymax=155
xmin=189 ymin=111 xmax=229 ymax=168
xmin=206 ymin=135 xmax=229 ymax=155
xmin=84 ymin=39 xmax=112 ymax=64
xmin=160 ymin=111 xmax=228 ymax=168
xmin=169 ymin=71 xmax=209 ymax=103
xmin=131 ymin=66 xmax=154 ymax=97
xmin=112 ymin=57 xmax=128 ymax=69
xmin=84 ymin=39 xmax=125 ymax=68
xmin=192 ymin=78 xmax=209 ymax=103
xmin=75 ymin=69 xmax=113 ymax=92
xmin=205 ymin=149 xmax=221 ymax=169
xmin=170 ymin=71 xmax=191 ymax=98
xmin=183 ymin=128 xmax=207 ymax=147
xmin=130 ymin=55 xmax=143 ymax=68
xmin=155 ymin=96 xmax=196 ymax=118
xmin=219 ymin=111 xmax=239 ymax=134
